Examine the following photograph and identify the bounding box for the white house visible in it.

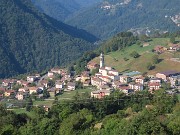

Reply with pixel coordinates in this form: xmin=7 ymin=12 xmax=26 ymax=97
xmin=120 ymin=76 xmax=131 ymax=84
xmin=16 ymin=92 xmax=27 ymax=100
xmin=91 ymin=90 xmax=111 ymax=99
xmin=67 ymin=82 xmax=76 ymax=91
xmin=55 ymin=81 xmax=64 ymax=89
xmin=129 ymin=83 xmax=144 ymax=91
xmin=27 ymin=76 xmax=36 ymax=83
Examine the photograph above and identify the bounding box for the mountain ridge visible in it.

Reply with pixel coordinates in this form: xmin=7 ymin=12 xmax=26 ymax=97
xmin=0 ymin=0 xmax=98 ymax=78
xmin=66 ymin=0 xmax=180 ymax=39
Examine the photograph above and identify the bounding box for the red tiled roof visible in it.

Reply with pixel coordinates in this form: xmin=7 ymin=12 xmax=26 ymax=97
xmin=148 ymin=82 xmax=160 ymax=86
xmin=5 ymin=90 xmax=15 ymax=93
xmin=100 ymin=76 xmax=111 ymax=79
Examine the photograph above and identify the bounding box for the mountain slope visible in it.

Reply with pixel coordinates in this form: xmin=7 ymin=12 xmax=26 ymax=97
xmin=0 ymin=0 xmax=98 ymax=78
xmin=32 ymin=0 xmax=102 ymax=21
xmin=90 ymin=35 xmax=180 ymax=74
xmin=66 ymin=0 xmax=180 ymax=39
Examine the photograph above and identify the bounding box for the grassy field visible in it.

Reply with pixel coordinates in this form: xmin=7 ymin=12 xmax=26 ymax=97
xmin=57 ymin=88 xmax=94 ymax=100
xmin=11 ymin=88 xmax=94 ymax=116
xmin=33 ymin=100 xmax=54 ymax=107
xmin=177 ymin=94 xmax=180 ymax=101
xmin=92 ymin=38 xmax=180 ymax=75
xmin=12 ymin=108 xmax=36 ymax=118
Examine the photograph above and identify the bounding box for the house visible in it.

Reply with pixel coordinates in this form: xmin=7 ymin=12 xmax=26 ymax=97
xmin=18 ymin=87 xmax=29 ymax=93
xmin=60 ymin=69 xmax=68 ymax=76
xmin=148 ymin=82 xmax=161 ymax=90
xmin=118 ymin=85 xmax=130 ymax=93
xmin=40 ymin=80 xmax=48 ymax=88
xmin=156 ymin=71 xmax=180 ymax=81
xmin=87 ymin=62 xmax=99 ymax=71
xmin=135 ymin=77 xmax=145 ymax=84
xmin=108 ymin=69 xmax=119 ymax=76
xmin=112 ymin=81 xmax=122 ymax=89
xmin=154 ymin=45 xmax=167 ymax=54
xmin=16 ymin=92 xmax=27 ymax=100
xmin=29 ymin=87 xmax=38 ymax=94
xmin=99 ymin=76 xmax=112 ymax=83
xmin=83 ymin=80 xmax=91 ymax=87
xmin=169 ymin=44 xmax=180 ymax=51
xmin=4 ymin=90 xmax=15 ymax=97
xmin=169 ymin=75 xmax=180 ymax=87
xmin=108 ymin=74 xmax=119 ymax=81
xmin=17 ymin=80 xmax=29 ymax=87
xmin=27 ymin=76 xmax=36 ymax=83
xmin=120 ymin=76 xmax=131 ymax=84
xmin=75 ymin=76 xmax=81 ymax=82
xmin=2 ymin=79 xmax=15 ymax=87
xmin=91 ymin=90 xmax=111 ymax=99
xmin=99 ymin=84 xmax=112 ymax=91
xmin=51 ymin=68 xmax=61 ymax=74
xmin=129 ymin=83 xmax=144 ymax=91
xmin=55 ymin=81 xmax=64 ymax=89
xmin=91 ymin=77 xmax=103 ymax=87
xmin=150 ymin=78 xmax=162 ymax=83
xmin=67 ymin=82 xmax=76 ymax=91
xmin=81 ymin=71 xmax=90 ymax=83
xmin=99 ymin=67 xmax=108 ymax=76
xmin=118 ymin=85 xmax=133 ymax=95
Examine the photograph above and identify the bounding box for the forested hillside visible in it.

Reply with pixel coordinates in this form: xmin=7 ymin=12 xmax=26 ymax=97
xmin=0 ymin=0 xmax=98 ymax=78
xmin=67 ymin=0 xmax=180 ymax=39
xmin=0 ymin=90 xmax=179 ymax=134
xmin=32 ymin=0 xmax=102 ymax=21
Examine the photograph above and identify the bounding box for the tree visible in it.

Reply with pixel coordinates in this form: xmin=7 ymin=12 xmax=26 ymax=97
xmin=48 ymin=79 xmax=55 ymax=87
xmin=146 ymin=62 xmax=154 ymax=70
xmin=43 ymin=87 xmax=50 ymax=98
xmin=91 ymin=68 xmax=99 ymax=76
xmin=130 ymin=51 xmax=140 ymax=58
xmin=26 ymin=98 xmax=33 ymax=112
xmin=76 ymin=81 xmax=83 ymax=89
xmin=140 ymin=35 xmax=150 ymax=42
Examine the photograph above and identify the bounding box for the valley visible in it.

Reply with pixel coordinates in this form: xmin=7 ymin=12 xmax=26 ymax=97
xmin=0 ymin=0 xmax=180 ymax=135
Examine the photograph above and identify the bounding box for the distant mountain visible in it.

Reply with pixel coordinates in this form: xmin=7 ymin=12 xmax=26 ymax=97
xmin=66 ymin=0 xmax=180 ymax=39
xmin=32 ymin=0 xmax=102 ymax=21
xmin=0 ymin=0 xmax=98 ymax=78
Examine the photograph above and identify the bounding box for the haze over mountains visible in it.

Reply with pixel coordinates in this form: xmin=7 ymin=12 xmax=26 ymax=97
xmin=0 ymin=0 xmax=98 ymax=78
xmin=33 ymin=0 xmax=180 ymax=39
xmin=32 ymin=0 xmax=102 ymax=21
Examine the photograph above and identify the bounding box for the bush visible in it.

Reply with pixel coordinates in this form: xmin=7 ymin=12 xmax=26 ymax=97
xmin=130 ymin=51 xmax=140 ymax=58
xmin=123 ymin=57 xmax=129 ymax=61
xmin=146 ymin=63 xmax=154 ymax=70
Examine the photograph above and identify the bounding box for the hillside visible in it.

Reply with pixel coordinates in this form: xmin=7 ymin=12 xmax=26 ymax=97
xmin=0 ymin=0 xmax=98 ymax=78
xmin=32 ymin=0 xmax=102 ymax=21
xmin=67 ymin=0 xmax=180 ymax=39
xmin=91 ymin=37 xmax=180 ymax=75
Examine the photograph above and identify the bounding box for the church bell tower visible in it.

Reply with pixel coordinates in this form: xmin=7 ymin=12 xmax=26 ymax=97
xmin=100 ymin=53 xmax=104 ymax=68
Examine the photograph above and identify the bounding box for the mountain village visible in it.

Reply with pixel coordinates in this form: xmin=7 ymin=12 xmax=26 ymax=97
xmin=0 ymin=47 xmax=180 ymax=111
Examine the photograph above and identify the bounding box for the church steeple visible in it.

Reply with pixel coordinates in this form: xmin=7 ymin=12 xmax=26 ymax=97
xmin=100 ymin=53 xmax=104 ymax=68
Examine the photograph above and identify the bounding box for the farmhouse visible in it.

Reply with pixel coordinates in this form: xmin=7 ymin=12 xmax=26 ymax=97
xmin=156 ymin=71 xmax=180 ymax=81
xmin=91 ymin=90 xmax=111 ymax=99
